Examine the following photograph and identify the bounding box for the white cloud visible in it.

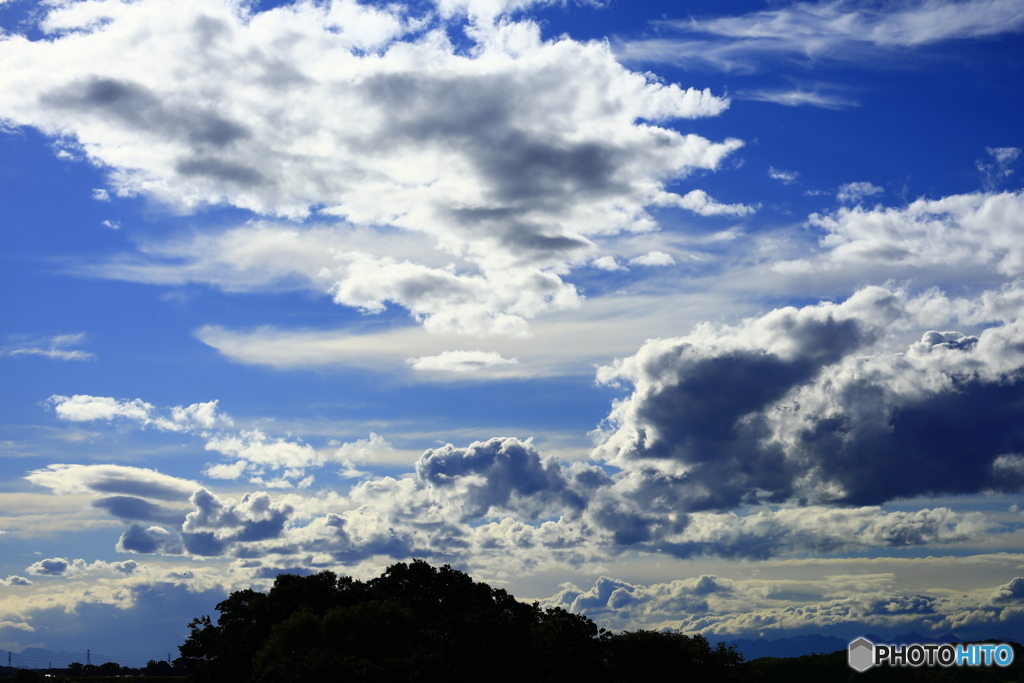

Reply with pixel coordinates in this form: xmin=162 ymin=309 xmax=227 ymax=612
xmin=332 ymin=433 xmax=397 ymax=465
xmin=50 ymin=395 xmax=153 ymax=423
xmin=204 ymin=429 xmax=321 ymax=477
xmin=768 ymin=167 xmax=799 ymax=184
xmin=192 ymin=289 xmax=772 ymax=378
xmin=590 ymin=256 xmax=627 ymax=271
xmin=49 ymin=394 xmax=231 ymax=432
xmin=0 ymin=621 xmax=34 ymax=632
xmin=1 ymin=333 xmax=93 ymax=361
xmin=26 ymin=464 xmax=199 ymax=501
xmin=662 ymin=189 xmax=757 ymax=217
xmin=628 ymin=251 xmax=676 ymax=267
xmin=434 ymin=0 xmax=555 ymax=23
xmin=408 ymin=350 xmax=518 ymax=373
xmin=744 ymin=89 xmax=857 ymax=109
xmin=836 ymin=181 xmax=883 ymax=203
xmin=978 ymin=146 xmax=1021 ymax=188
xmin=780 ymin=190 xmax=1024 ymax=276
xmin=618 ymin=0 xmax=1024 ymax=71
xmin=91 ymin=188 xmax=110 ymax=201
xmin=47 ymin=394 xmax=392 ymax=484
xmin=0 ymin=0 xmax=741 ymax=336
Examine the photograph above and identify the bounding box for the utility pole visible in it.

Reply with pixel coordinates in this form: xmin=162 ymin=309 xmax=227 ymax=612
xmin=168 ymin=652 xmax=171 ymax=664
xmin=87 ymin=649 xmax=91 ymax=666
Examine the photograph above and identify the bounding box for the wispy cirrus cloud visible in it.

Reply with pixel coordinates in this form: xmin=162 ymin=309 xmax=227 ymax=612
xmin=1 ymin=333 xmax=93 ymax=361
xmin=742 ymin=88 xmax=858 ymax=109
xmin=617 ymin=0 xmax=1024 ymax=71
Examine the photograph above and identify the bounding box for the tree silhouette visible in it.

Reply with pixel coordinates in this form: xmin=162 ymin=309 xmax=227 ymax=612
xmin=178 ymin=559 xmax=751 ymax=682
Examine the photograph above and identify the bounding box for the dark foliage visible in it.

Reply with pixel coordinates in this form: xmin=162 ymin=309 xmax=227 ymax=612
xmin=178 ymin=559 xmax=751 ymax=682
xmin=752 ymin=641 xmax=1024 ymax=682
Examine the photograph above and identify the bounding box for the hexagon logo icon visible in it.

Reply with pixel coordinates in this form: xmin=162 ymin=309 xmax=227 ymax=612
xmin=848 ymin=637 xmax=875 ymax=672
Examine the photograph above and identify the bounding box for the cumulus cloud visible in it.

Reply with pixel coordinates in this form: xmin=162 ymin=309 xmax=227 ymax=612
xmin=204 ymin=430 xmax=320 ymax=479
xmin=415 ymin=437 xmax=588 ymax=521
xmin=181 ymin=489 xmax=294 ymax=556
xmin=593 ymin=285 xmax=1024 ymax=511
xmin=545 ymin=574 xmax=731 ymax=629
xmin=0 ymin=0 xmax=742 ymax=336
xmin=628 ymin=251 xmax=676 ymax=267
xmin=116 ymin=524 xmax=184 ymax=555
xmin=586 ymin=256 xmax=622 ymax=272
xmin=331 ymin=432 xmax=397 ymax=465
xmin=49 ymin=394 xmax=230 ymax=432
xmin=0 ymin=333 xmax=93 ymax=361
xmin=26 ymin=558 xmax=71 ymax=576
xmin=543 ymin=571 xmax=1024 ymax=636
xmin=25 ymin=557 xmax=144 ymax=579
xmin=662 ymin=189 xmax=757 ymax=217
xmin=434 ymin=0 xmax=555 ymax=23
xmin=47 ymin=395 xmax=325 ymax=487
xmin=618 ymin=0 xmax=1024 ymax=71
xmin=1 ymin=575 xmax=32 ymax=586
xmin=536 ymin=565 xmax=1024 ymax=634
xmin=780 ymin=190 xmax=1024 ymax=276
xmin=648 ymin=505 xmax=987 ymax=559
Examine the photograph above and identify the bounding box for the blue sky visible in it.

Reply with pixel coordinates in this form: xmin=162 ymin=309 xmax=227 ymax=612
xmin=2 ymin=0 xmax=1024 ymax=663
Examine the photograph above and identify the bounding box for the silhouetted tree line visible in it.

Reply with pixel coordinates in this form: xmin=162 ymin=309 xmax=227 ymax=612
xmin=177 ymin=559 xmax=750 ymax=682
xmin=2 ymin=657 xmax=183 ymax=681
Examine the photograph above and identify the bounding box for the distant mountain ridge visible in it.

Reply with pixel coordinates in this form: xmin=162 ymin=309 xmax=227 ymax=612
xmin=719 ymin=631 xmax=962 ymax=660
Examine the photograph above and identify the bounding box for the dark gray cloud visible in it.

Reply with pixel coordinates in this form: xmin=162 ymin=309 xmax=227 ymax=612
xmin=179 ymin=489 xmax=293 ymax=557
xmin=1 ymin=575 xmax=33 ymax=586
xmin=595 ymin=287 xmax=900 ymax=511
xmin=92 ymin=495 xmax=188 ymax=526
xmin=26 ymin=558 xmax=70 ymax=576
xmin=42 ymin=77 xmax=250 ymax=148
xmin=416 ymin=437 xmax=589 ymax=520
xmin=117 ymin=524 xmax=184 ymax=555
xmin=994 ymin=577 xmax=1024 ymax=603
xmin=594 ymin=287 xmax=1024 ymax=516
xmin=174 ymin=157 xmax=265 ymax=186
